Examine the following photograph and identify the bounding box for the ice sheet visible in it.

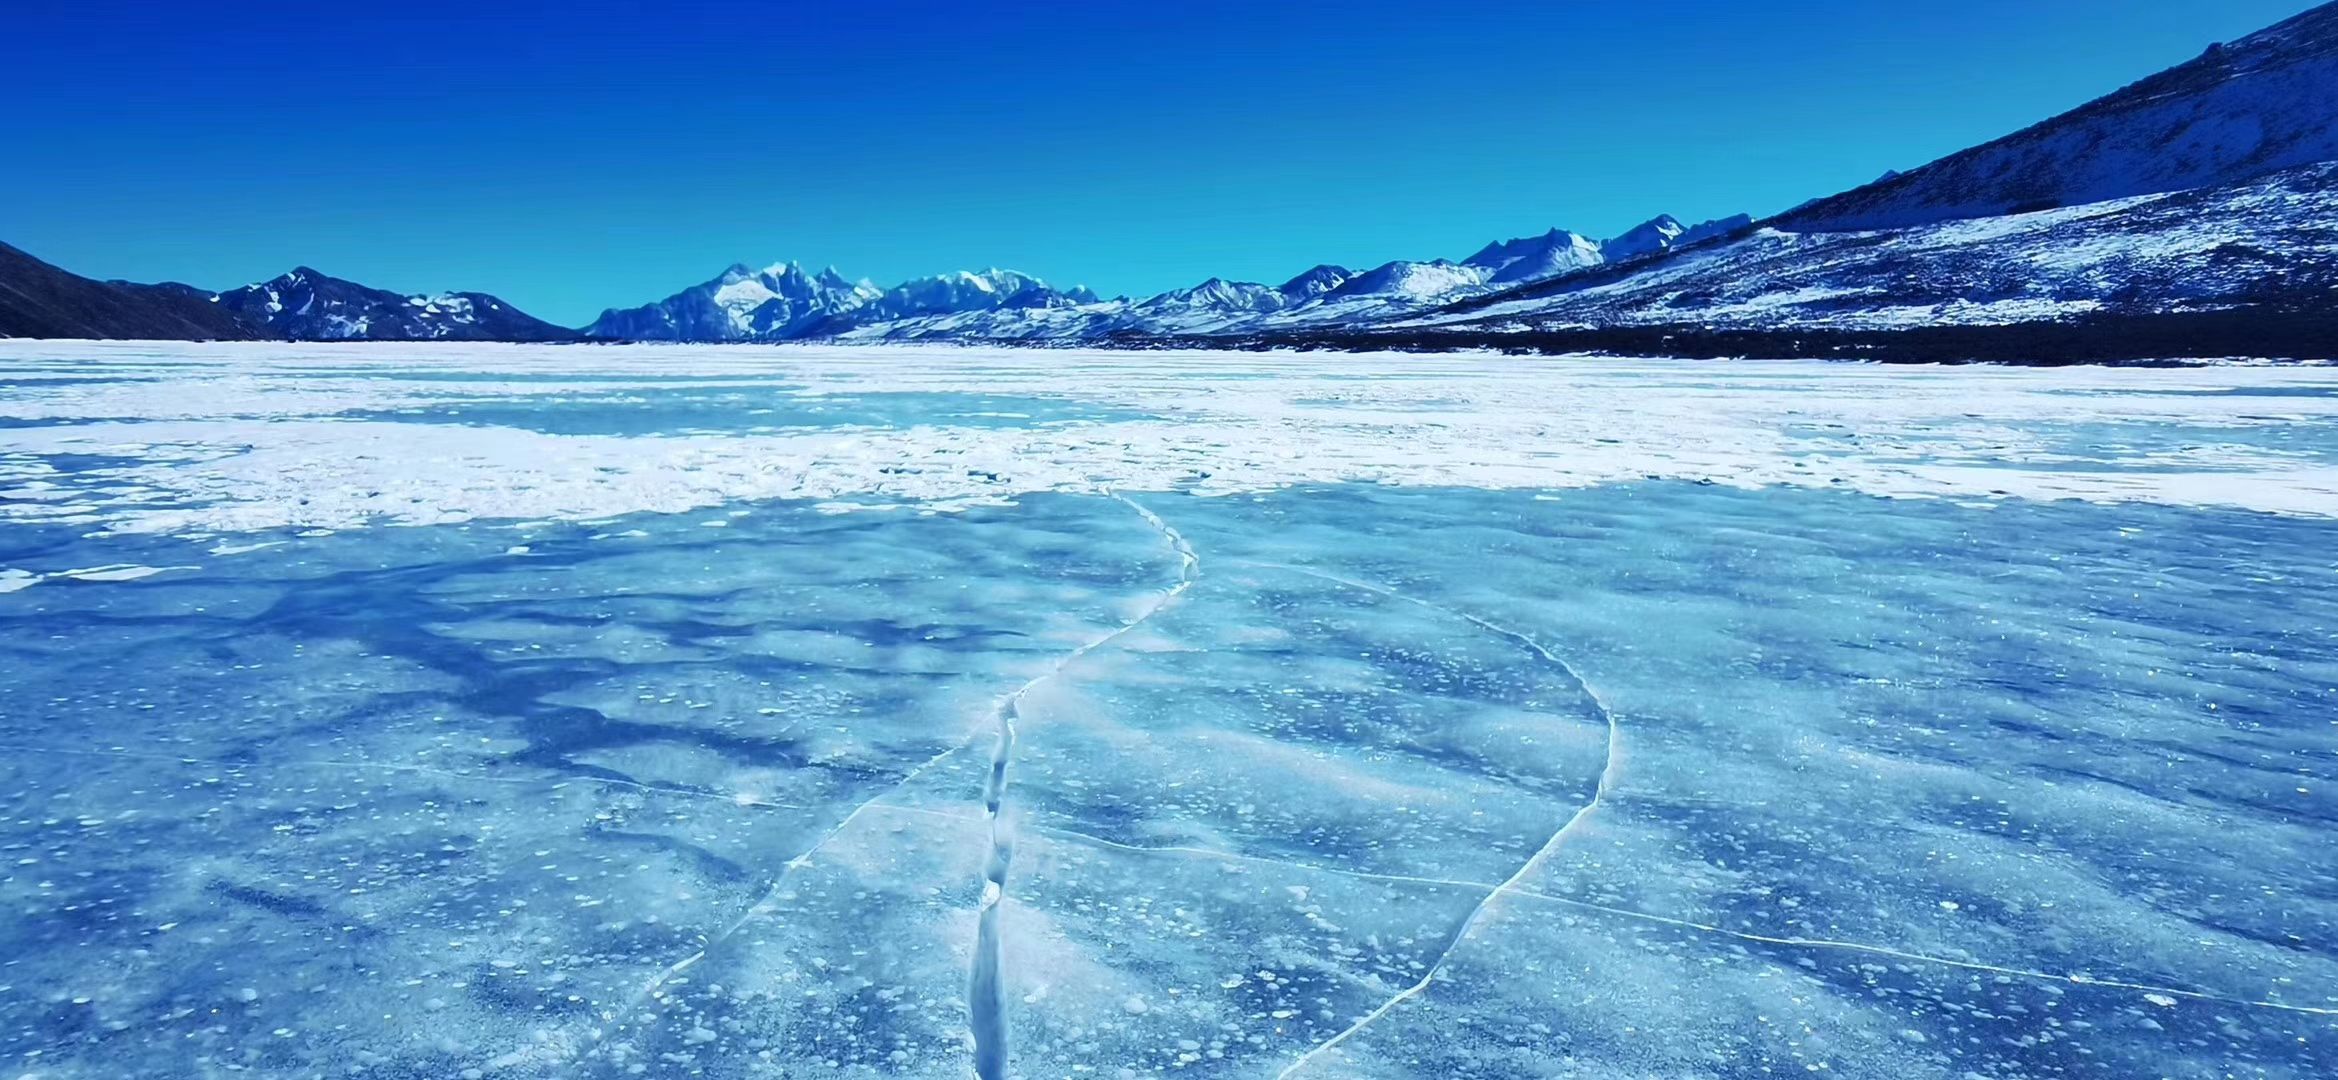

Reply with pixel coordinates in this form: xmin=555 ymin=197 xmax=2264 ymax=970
xmin=1 ymin=344 xmax=2333 ymax=1078
xmin=3 ymin=343 xmax=2337 ymax=538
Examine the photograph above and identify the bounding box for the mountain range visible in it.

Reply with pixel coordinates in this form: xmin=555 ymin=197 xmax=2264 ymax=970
xmin=5 ymin=1 xmax=2335 ymax=355
xmin=216 ymin=268 xmax=579 ymax=342
xmin=0 ymin=251 xmax=579 ymax=344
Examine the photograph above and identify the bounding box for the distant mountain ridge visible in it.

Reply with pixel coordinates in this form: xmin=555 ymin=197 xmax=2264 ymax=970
xmin=586 ymin=264 xmax=1102 ymax=342
xmin=802 ymin=211 xmax=1752 ymax=342
xmin=585 ymin=262 xmax=879 ymax=342
xmin=0 ymin=248 xmax=577 ymax=342
xmin=216 ymin=268 xmax=579 ymax=342
xmin=6 ymin=2 xmax=2335 ymax=351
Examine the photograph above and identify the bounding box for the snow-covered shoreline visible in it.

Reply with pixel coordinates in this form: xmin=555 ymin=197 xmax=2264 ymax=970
xmin=4 ymin=342 xmax=2336 ymax=537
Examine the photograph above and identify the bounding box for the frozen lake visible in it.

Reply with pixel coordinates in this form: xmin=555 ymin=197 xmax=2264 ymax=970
xmin=1 ymin=342 xmax=2334 ymax=1079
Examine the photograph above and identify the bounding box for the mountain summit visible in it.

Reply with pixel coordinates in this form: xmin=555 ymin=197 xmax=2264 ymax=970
xmin=585 ymin=262 xmax=881 ymax=342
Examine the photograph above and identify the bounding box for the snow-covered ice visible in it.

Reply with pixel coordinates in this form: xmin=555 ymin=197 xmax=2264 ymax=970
xmin=0 ymin=342 xmax=2333 ymax=1078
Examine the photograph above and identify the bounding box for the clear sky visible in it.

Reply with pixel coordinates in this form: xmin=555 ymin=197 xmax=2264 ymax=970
xmin=3 ymin=0 xmax=2313 ymax=325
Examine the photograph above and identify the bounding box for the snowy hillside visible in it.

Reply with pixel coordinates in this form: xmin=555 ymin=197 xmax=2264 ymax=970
xmin=1773 ymin=1 xmax=2338 ymax=232
xmin=212 ymin=268 xmax=578 ymax=342
xmin=1417 ymin=162 xmax=2338 ymax=332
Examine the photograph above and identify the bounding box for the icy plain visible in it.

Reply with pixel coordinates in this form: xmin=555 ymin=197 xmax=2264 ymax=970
xmin=0 ymin=342 xmax=2333 ymax=1079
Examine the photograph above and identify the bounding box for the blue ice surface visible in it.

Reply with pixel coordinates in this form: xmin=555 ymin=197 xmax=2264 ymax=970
xmin=2 ymin=385 xmax=1161 ymax=435
xmin=339 ymin=388 xmax=1164 ymax=437
xmin=1782 ymin=417 xmax=2338 ymax=474
xmin=1 ymin=482 xmax=2334 ymax=1078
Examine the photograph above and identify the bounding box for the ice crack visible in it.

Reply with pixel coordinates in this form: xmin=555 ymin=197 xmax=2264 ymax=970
xmin=1243 ymin=560 xmax=1624 ymax=1079
xmin=552 ymin=494 xmax=1198 ymax=1074
xmin=973 ymin=491 xmax=1199 ymax=1079
xmin=1243 ymin=561 xmax=2337 ymax=1072
xmin=896 ymin=803 xmax=2338 ymax=1022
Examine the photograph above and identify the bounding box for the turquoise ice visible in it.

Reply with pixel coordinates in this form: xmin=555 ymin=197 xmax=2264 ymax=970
xmin=1 ymin=343 xmax=2333 ymax=1078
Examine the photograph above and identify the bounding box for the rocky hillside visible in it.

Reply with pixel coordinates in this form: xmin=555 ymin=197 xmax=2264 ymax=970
xmin=1772 ymin=2 xmax=2338 ymax=232
xmin=0 ymin=243 xmax=259 ymax=340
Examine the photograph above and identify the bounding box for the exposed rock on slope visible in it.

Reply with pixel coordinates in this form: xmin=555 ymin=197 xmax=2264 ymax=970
xmin=216 ymin=268 xmax=580 ymax=341
xmin=1772 ymin=2 xmax=2338 ymax=232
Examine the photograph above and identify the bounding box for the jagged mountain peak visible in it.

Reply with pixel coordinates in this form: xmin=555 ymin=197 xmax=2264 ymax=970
xmin=864 ymin=267 xmax=1085 ymax=321
xmin=1465 ymin=226 xmax=1591 ymax=266
xmin=1278 ymin=264 xmax=1353 ymax=297
xmin=1466 ymin=227 xmax=1604 ymax=284
xmin=1148 ymin=276 xmax=1283 ymax=312
xmin=1601 ymin=216 xmax=1690 ymax=262
xmin=1329 ymin=258 xmax=1489 ymax=302
xmin=587 ymin=258 xmax=883 ymax=341
xmin=745 ymin=260 xmax=807 ymax=282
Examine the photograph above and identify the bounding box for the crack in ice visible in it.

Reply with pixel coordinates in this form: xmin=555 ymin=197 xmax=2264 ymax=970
xmin=527 ymin=492 xmax=1198 ymax=1074
xmin=1225 ymin=562 xmax=2335 ymax=1071
xmin=972 ymin=491 xmax=1199 ymax=1079
xmin=1241 ymin=560 xmax=1624 ymax=1078
xmin=884 ymin=803 xmax=2338 ymax=1021
xmin=559 ymin=726 xmax=981 ymax=1069
xmin=492 ymin=492 xmax=1203 ymax=1073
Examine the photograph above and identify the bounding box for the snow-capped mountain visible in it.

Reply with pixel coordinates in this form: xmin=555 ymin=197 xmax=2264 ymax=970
xmin=212 ymin=268 xmax=578 ymax=341
xmin=853 ymin=269 xmax=1099 ymax=322
xmin=1277 ymin=265 xmax=1353 ymax=301
xmin=587 ymin=265 xmax=1097 ymax=341
xmin=824 ymin=213 xmax=1745 ymax=342
xmin=585 ymin=262 xmax=881 ymax=342
xmin=1773 ymin=2 xmax=2338 ymax=232
xmin=1304 ymin=213 xmax=1745 ymax=313
xmin=1327 ymin=259 xmax=1493 ymax=304
xmin=1255 ymin=213 xmax=1742 ymax=325
xmin=1464 ymin=228 xmax=1604 ymax=284
xmin=1600 ymin=214 xmax=1753 ymax=261
xmin=1414 ymin=161 xmax=2338 ymax=333
xmin=828 ymin=265 xmax=1365 ymax=342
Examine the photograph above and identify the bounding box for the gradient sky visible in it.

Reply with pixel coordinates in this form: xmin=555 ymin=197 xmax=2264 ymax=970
xmin=4 ymin=0 xmax=2312 ymax=325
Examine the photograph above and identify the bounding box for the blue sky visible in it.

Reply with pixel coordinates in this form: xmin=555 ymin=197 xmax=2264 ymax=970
xmin=3 ymin=0 xmax=2311 ymax=325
